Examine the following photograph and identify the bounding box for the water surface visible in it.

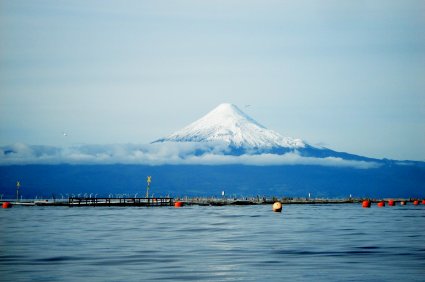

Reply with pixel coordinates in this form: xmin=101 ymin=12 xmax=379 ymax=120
xmin=1 ymin=204 xmax=424 ymax=281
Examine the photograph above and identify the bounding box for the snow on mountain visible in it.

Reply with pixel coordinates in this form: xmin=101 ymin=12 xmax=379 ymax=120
xmin=154 ymin=103 xmax=305 ymax=149
xmin=2 ymin=103 xmax=413 ymax=168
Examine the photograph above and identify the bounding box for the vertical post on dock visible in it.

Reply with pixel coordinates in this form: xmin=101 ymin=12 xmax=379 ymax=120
xmin=146 ymin=176 xmax=151 ymax=198
xmin=16 ymin=181 xmax=21 ymax=202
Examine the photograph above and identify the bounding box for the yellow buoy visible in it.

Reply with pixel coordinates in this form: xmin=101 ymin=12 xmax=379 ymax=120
xmin=272 ymin=202 xmax=282 ymax=212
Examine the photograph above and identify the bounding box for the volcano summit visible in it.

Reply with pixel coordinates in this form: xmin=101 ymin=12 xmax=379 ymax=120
xmin=154 ymin=103 xmax=304 ymax=149
xmin=154 ymin=103 xmax=379 ymax=163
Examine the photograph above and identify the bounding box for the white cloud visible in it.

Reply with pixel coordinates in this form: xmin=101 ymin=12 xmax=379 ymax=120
xmin=182 ymin=153 xmax=381 ymax=169
xmin=0 ymin=142 xmax=382 ymax=169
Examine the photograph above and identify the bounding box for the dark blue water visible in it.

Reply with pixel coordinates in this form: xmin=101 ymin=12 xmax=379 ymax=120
xmin=1 ymin=204 xmax=424 ymax=281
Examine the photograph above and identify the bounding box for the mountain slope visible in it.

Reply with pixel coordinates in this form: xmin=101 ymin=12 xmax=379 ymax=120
xmin=1 ymin=164 xmax=424 ymax=198
xmin=153 ymin=103 xmax=385 ymax=163
xmin=154 ymin=103 xmax=305 ymax=149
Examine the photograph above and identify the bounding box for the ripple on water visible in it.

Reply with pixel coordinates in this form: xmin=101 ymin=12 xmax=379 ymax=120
xmin=1 ymin=205 xmax=424 ymax=281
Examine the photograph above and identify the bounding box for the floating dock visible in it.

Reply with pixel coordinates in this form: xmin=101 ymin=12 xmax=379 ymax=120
xmin=2 ymin=197 xmax=174 ymax=207
xmin=67 ymin=197 xmax=173 ymax=207
xmin=1 ymin=197 xmax=422 ymax=207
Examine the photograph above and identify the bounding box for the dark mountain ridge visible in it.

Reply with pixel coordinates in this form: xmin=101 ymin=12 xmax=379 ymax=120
xmin=1 ymin=163 xmax=423 ymax=199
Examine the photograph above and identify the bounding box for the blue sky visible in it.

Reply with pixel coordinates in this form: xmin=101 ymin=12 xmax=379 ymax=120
xmin=1 ymin=0 xmax=424 ymax=161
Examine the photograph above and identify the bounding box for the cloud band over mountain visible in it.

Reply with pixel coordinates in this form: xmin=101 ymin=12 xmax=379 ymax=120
xmin=0 ymin=143 xmax=380 ymax=169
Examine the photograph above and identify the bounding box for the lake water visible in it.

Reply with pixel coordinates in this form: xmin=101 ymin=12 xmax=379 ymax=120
xmin=1 ymin=203 xmax=424 ymax=281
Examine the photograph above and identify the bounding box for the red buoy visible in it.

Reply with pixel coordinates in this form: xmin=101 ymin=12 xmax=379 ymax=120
xmin=362 ymin=200 xmax=371 ymax=208
xmin=174 ymin=201 xmax=183 ymax=208
xmin=377 ymin=201 xmax=385 ymax=207
xmin=422 ymin=199 xmax=425 ymax=205
xmin=413 ymin=200 xmax=419 ymax=206
xmin=2 ymin=202 xmax=12 ymax=209
xmin=388 ymin=200 xmax=395 ymax=206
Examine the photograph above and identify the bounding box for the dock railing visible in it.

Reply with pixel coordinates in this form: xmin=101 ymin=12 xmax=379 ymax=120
xmin=68 ymin=197 xmax=173 ymax=207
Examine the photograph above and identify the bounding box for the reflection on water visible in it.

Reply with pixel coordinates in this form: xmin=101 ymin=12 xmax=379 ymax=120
xmin=1 ymin=204 xmax=424 ymax=281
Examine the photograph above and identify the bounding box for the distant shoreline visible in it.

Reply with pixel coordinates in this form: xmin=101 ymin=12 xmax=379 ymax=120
xmin=1 ymin=197 xmax=423 ymax=207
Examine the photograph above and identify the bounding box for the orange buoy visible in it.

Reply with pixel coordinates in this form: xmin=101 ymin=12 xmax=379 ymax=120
xmin=2 ymin=202 xmax=12 ymax=209
xmin=272 ymin=202 xmax=282 ymax=212
xmin=174 ymin=201 xmax=183 ymax=208
xmin=377 ymin=201 xmax=385 ymax=207
xmin=362 ymin=200 xmax=371 ymax=208
xmin=400 ymin=201 xmax=406 ymax=206
xmin=388 ymin=200 xmax=395 ymax=206
xmin=413 ymin=200 xmax=419 ymax=206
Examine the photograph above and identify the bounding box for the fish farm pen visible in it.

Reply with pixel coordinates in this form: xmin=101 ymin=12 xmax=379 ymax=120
xmin=67 ymin=197 xmax=174 ymax=207
xmin=9 ymin=197 xmax=175 ymax=207
xmin=2 ymin=196 xmax=421 ymax=208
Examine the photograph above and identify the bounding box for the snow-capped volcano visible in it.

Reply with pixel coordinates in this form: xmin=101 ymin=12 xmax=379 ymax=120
xmin=154 ymin=103 xmax=305 ymax=149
